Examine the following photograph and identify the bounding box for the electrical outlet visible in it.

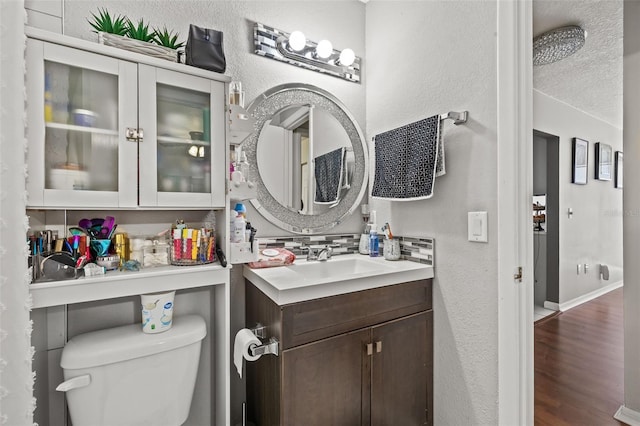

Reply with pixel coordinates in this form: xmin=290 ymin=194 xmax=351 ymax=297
xmin=584 ymin=263 xmax=589 ymax=273
xmin=577 ymin=264 xmax=582 ymax=274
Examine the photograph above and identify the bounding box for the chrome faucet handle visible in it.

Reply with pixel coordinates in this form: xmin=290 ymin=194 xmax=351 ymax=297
xmin=326 ymin=245 xmax=333 ymax=258
xmin=303 ymin=246 xmax=318 ymax=261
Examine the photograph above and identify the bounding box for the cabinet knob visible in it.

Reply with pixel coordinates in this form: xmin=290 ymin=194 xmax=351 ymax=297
xmin=376 ymin=341 xmax=382 ymax=353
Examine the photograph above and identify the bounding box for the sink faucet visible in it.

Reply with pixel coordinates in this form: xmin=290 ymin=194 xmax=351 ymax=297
xmin=317 ymin=245 xmax=333 ymax=261
xmin=305 ymin=245 xmax=333 ymax=261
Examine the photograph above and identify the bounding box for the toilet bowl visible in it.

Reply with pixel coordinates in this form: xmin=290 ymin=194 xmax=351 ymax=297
xmin=57 ymin=314 xmax=206 ymax=426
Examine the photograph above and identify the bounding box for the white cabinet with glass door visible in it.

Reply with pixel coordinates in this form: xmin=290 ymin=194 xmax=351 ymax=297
xmin=26 ymin=39 xmax=138 ymax=208
xmin=26 ymin=36 xmax=226 ymax=209
xmin=138 ymin=65 xmax=225 ymax=207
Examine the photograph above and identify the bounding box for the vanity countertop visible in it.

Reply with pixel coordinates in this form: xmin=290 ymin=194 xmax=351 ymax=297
xmin=243 ymin=253 xmax=433 ymax=305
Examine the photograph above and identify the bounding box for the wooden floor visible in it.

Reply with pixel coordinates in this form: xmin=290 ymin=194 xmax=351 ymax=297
xmin=535 ymin=288 xmax=625 ymax=425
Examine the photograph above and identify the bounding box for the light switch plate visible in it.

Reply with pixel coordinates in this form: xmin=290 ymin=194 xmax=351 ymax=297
xmin=468 ymin=211 xmax=488 ymax=242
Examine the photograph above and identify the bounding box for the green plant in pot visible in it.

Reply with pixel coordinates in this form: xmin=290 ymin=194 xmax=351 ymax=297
xmin=126 ymin=18 xmax=156 ymax=43
xmin=87 ymin=8 xmax=127 ymax=35
xmin=153 ymin=26 xmax=185 ymax=50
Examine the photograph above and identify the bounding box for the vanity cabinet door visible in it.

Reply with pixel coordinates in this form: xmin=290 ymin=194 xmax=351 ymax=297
xmin=26 ymin=39 xmax=138 ymax=208
xmin=371 ymin=311 xmax=433 ymax=426
xmin=245 ymin=279 xmax=433 ymax=426
xmin=138 ymin=66 xmax=226 ymax=208
xmin=281 ymin=329 xmax=371 ymax=426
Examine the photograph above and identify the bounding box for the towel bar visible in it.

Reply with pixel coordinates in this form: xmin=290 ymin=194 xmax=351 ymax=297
xmin=372 ymin=110 xmax=469 ymax=143
xmin=440 ymin=111 xmax=468 ymax=125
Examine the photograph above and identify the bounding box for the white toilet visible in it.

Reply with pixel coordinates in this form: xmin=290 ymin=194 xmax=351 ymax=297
xmin=57 ymin=314 xmax=206 ymax=426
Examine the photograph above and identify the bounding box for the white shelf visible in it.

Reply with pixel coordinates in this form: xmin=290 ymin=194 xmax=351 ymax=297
xmin=228 ymin=180 xmax=258 ymax=201
xmin=46 ymin=122 xmax=118 ymax=136
xmin=30 ymin=263 xmax=229 ymax=308
xmin=228 ymin=104 xmax=255 ymax=145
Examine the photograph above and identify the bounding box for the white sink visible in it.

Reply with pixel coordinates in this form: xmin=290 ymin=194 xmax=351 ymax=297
xmin=243 ymin=253 xmax=433 ymax=305
xmin=288 ymin=256 xmax=387 ymax=277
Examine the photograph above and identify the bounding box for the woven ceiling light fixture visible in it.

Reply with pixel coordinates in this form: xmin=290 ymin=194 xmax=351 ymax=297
xmin=533 ymin=25 xmax=586 ymax=66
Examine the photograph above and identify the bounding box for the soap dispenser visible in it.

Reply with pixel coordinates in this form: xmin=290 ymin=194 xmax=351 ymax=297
xmin=359 ymin=225 xmax=370 ymax=255
xmin=358 ymin=208 xmax=376 ymax=254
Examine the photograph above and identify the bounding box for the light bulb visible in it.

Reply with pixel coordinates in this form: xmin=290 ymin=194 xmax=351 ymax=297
xmin=316 ymin=39 xmax=333 ymax=59
xmin=288 ymin=31 xmax=306 ymax=51
xmin=338 ymin=48 xmax=355 ymax=66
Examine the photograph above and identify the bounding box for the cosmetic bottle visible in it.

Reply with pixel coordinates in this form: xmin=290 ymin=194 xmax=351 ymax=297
xmin=232 ymin=213 xmax=246 ymax=244
xmin=229 ymin=81 xmax=245 ymax=108
xmin=234 ymin=202 xmax=247 ymax=219
xmin=237 ymin=152 xmax=251 ymax=183
xmin=369 ymin=227 xmax=379 ymax=257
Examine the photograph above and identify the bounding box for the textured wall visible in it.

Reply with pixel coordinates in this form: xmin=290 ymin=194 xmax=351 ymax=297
xmin=365 ymin=2 xmax=499 ymax=424
xmin=534 ymin=89 xmax=623 ymax=303
xmin=0 ymin=1 xmax=35 ymax=425
xmin=63 ymin=0 xmax=367 ymax=237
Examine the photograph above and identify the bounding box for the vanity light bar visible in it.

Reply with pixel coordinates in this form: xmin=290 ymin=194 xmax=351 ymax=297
xmin=253 ymin=22 xmax=362 ymax=83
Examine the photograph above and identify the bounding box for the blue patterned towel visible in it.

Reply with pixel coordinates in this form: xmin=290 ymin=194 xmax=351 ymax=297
xmin=371 ymin=115 xmax=443 ymax=200
xmin=315 ymin=147 xmax=345 ymax=204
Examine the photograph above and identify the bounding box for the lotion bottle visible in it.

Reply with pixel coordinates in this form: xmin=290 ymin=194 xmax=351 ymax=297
xmin=233 ymin=213 xmax=246 ymax=244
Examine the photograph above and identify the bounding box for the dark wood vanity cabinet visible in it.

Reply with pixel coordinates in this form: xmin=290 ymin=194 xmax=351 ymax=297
xmin=245 ymin=278 xmax=433 ymax=426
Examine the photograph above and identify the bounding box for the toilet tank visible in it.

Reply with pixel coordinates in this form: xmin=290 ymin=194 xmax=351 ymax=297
xmin=58 ymin=314 xmax=206 ymax=426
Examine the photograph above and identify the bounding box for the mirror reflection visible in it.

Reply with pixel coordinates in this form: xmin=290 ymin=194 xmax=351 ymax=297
xmin=257 ymin=104 xmax=353 ymax=215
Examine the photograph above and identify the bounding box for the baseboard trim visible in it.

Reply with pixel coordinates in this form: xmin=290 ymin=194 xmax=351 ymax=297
xmin=542 ymin=281 xmax=623 ymax=313
xmin=615 ymin=405 xmax=640 ymax=425
xmin=534 ymin=310 xmax=561 ymax=325
xmin=560 ymin=281 xmax=624 ymax=312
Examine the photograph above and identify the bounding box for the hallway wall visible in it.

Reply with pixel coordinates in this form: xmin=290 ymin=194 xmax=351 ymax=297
xmin=534 ymin=90 xmax=623 ymax=305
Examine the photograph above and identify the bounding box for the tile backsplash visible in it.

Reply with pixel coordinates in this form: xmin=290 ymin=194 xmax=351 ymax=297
xmin=257 ymin=234 xmax=434 ymax=266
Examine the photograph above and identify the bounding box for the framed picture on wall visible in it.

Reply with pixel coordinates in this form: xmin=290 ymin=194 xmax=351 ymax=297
xmin=595 ymin=142 xmax=613 ymax=181
xmin=571 ymin=138 xmax=588 ymax=185
xmin=615 ymin=151 xmax=623 ymax=189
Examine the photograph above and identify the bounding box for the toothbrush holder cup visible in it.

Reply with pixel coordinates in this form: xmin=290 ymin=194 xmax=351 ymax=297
xmin=383 ymin=238 xmax=401 ymax=261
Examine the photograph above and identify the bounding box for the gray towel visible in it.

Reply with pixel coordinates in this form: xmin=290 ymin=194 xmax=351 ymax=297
xmin=314 ymin=147 xmax=345 ymax=204
xmin=371 ymin=115 xmax=443 ymax=200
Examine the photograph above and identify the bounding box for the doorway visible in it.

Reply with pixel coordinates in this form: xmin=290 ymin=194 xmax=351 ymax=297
xmin=532 ymin=130 xmax=559 ymax=322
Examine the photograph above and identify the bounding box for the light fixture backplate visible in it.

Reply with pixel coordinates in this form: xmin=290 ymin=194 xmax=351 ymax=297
xmin=253 ymin=22 xmax=361 ymax=83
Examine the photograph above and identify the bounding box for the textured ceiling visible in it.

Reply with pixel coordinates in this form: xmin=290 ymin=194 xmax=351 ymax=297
xmin=533 ymin=0 xmax=623 ymax=128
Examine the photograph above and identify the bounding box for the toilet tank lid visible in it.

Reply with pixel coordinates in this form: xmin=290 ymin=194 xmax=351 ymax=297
xmin=60 ymin=314 xmax=207 ymax=369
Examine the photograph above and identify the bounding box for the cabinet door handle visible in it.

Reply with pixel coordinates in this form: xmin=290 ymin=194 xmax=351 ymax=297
xmin=125 ymin=127 xmax=144 ymax=142
xmin=376 ymin=341 xmax=382 ymax=353
xmin=366 ymin=343 xmax=373 ymax=356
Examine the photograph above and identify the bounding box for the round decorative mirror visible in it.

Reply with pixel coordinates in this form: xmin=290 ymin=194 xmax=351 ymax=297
xmin=244 ymin=83 xmax=368 ymax=234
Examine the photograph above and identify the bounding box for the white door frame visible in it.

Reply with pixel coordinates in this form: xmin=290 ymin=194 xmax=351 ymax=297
xmin=497 ymin=1 xmax=534 ymax=425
